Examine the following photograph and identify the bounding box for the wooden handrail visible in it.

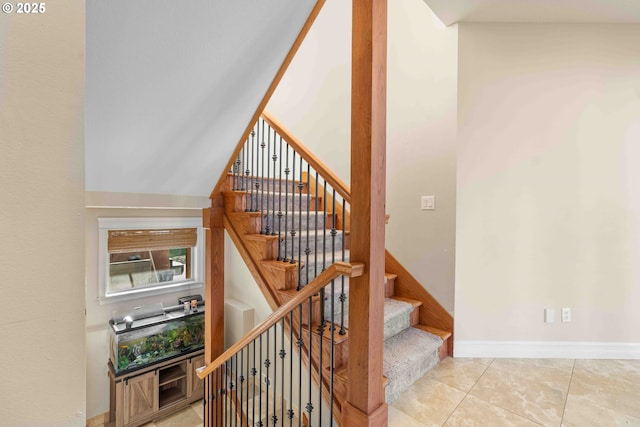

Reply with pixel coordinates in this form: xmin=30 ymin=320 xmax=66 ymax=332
xmin=261 ymin=110 xmax=352 ymax=204
xmin=196 ymin=261 xmax=364 ymax=379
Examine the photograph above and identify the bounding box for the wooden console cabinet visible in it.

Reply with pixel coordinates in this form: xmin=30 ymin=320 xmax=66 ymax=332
xmin=108 ymin=350 xmax=205 ymax=427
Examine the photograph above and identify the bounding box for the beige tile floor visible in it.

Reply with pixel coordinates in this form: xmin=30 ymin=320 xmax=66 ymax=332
xmin=389 ymin=357 xmax=640 ymax=427
xmin=98 ymin=358 xmax=640 ymax=427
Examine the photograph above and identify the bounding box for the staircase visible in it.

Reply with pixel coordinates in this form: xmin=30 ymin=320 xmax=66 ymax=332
xmin=200 ymin=113 xmax=453 ymax=425
xmin=223 ymin=179 xmax=450 ymax=405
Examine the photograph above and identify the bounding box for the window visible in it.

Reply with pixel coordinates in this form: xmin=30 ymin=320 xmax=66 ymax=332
xmin=98 ymin=218 xmax=204 ymax=303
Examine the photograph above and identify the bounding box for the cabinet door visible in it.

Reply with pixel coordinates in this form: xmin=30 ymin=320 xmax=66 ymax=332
xmin=124 ymin=370 xmax=158 ymax=425
xmin=188 ymin=355 xmax=205 ymax=400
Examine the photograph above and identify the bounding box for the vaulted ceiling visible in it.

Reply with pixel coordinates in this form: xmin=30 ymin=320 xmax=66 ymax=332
xmin=86 ymin=0 xmax=316 ymax=197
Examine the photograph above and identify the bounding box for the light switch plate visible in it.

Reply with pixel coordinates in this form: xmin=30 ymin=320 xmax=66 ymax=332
xmin=421 ymin=195 xmax=435 ymax=210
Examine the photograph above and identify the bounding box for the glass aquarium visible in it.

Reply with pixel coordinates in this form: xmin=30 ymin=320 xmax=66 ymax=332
xmin=109 ymin=302 xmax=205 ymax=375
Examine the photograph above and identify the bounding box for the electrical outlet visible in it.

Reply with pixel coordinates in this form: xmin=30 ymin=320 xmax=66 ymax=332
xmin=561 ymin=307 xmax=571 ymax=323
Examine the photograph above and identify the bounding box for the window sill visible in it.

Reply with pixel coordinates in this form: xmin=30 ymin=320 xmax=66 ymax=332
xmin=97 ymin=281 xmax=204 ymax=305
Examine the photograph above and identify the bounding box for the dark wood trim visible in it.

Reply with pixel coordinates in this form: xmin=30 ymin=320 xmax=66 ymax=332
xmin=209 ymin=0 xmax=326 ymax=199
xmin=347 ymin=0 xmax=388 ymax=422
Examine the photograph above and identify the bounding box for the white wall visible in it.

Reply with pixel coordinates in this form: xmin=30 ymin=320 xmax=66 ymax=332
xmin=386 ymin=0 xmax=458 ymax=312
xmin=266 ymin=0 xmax=352 ymax=184
xmin=86 ymin=0 xmax=317 ymax=197
xmin=84 ymin=194 xmax=208 ymax=419
xmin=455 ymin=24 xmax=640 ymax=351
xmin=267 ymin=0 xmax=459 ymax=312
xmin=0 ymin=1 xmax=86 ymax=425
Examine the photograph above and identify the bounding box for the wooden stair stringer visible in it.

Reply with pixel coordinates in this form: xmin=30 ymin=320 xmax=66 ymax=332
xmin=385 ymin=250 xmax=454 ymax=356
xmin=222 ymin=214 xmax=281 ymax=311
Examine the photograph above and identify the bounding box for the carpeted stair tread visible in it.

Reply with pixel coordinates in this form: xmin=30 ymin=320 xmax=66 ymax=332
xmin=383 ymin=327 xmax=443 ymax=403
xmin=263 ymin=210 xmax=330 ymax=231
xmin=333 ymin=298 xmax=414 ymax=342
xmin=299 ymin=250 xmax=350 ymax=285
xmin=278 ymin=228 xmax=346 ymax=261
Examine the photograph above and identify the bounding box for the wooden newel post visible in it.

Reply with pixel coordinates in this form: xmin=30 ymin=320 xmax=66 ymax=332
xmin=344 ymin=0 xmax=388 ymax=426
xmin=203 ymin=193 xmax=225 ymax=365
xmin=203 ymin=194 xmax=225 ymax=427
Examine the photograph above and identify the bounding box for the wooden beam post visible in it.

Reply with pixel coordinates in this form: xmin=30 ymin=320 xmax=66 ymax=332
xmin=203 ymin=194 xmax=225 ymax=365
xmin=343 ymin=0 xmax=388 ymax=425
xmin=203 ymin=194 xmax=225 ymax=427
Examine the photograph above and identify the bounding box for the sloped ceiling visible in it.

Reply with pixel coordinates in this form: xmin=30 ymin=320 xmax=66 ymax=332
xmin=86 ymin=0 xmax=317 ymax=197
xmin=424 ymin=0 xmax=640 ymax=25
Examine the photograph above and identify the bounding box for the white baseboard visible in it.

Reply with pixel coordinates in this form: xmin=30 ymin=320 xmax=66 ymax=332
xmin=454 ymin=341 xmax=640 ymax=359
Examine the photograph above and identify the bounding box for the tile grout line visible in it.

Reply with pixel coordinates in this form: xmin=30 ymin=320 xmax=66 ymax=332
xmin=439 ymin=359 xmax=493 ymax=426
xmin=559 ymin=359 xmax=576 ymax=426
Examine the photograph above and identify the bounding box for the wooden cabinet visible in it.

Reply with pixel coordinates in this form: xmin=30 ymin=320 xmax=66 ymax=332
xmin=188 ymin=354 xmax=205 ymax=401
xmin=109 ymin=350 xmax=204 ymax=427
xmin=123 ymin=370 xmax=158 ymax=425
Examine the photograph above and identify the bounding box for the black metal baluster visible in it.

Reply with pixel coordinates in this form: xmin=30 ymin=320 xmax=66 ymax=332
xmin=340 ymin=200 xmax=347 ymax=335
xmin=252 ymin=339 xmax=257 ymax=427
xmin=229 ymin=358 xmax=233 ymax=427
xmin=307 ymin=296 xmax=314 ymax=426
xmin=314 ymin=171 xmax=319 ymax=289
xmin=253 ymin=123 xmax=260 ymax=213
xmin=260 ymin=120 xmax=266 ymax=232
xmin=265 ymin=329 xmax=270 ymax=427
xmin=304 ymin=164 xmax=311 ymax=288
xmin=232 ymin=154 xmax=238 ymax=190
xmin=279 ymin=318 xmax=286 ymax=427
xmin=245 ymin=139 xmax=250 ymax=210
xmin=233 ymin=353 xmax=238 ymax=427
xmin=277 ymin=137 xmax=284 ymax=260
xmin=297 ymin=157 xmax=304 ymax=291
xmin=330 ymin=276 xmax=335 ymax=425
xmin=290 ymin=151 xmax=297 ymax=266
xmin=268 ymin=125 xmax=275 ymax=236
xmin=215 ymin=368 xmax=220 ymax=427
xmin=215 ymin=370 xmax=219 ymax=427
xmin=244 ymin=345 xmax=250 ymax=427
xmin=288 ymin=311 xmax=294 ymax=427
xmin=240 ymin=347 xmax=245 ymax=427
xmin=240 ymin=146 xmax=245 ymax=193
xmin=272 ymin=325 xmax=278 ymax=427
xmin=297 ymin=304 xmax=303 ymax=427
xmin=232 ymin=357 xmax=236 ymax=426
xmin=247 ymin=129 xmax=255 ymax=212
xmin=212 ymin=369 xmax=216 ymax=427
xmin=205 ymin=376 xmax=209 ymax=427
xmin=211 ymin=368 xmax=220 ymax=425
xmin=318 ymin=297 xmax=324 ymax=427
xmin=283 ymin=145 xmax=290 ymax=263
xmin=224 ymin=361 xmax=228 ymax=427
xmin=259 ymin=334 xmax=264 ymax=427
xmin=323 ymin=180 xmax=327 ymax=277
